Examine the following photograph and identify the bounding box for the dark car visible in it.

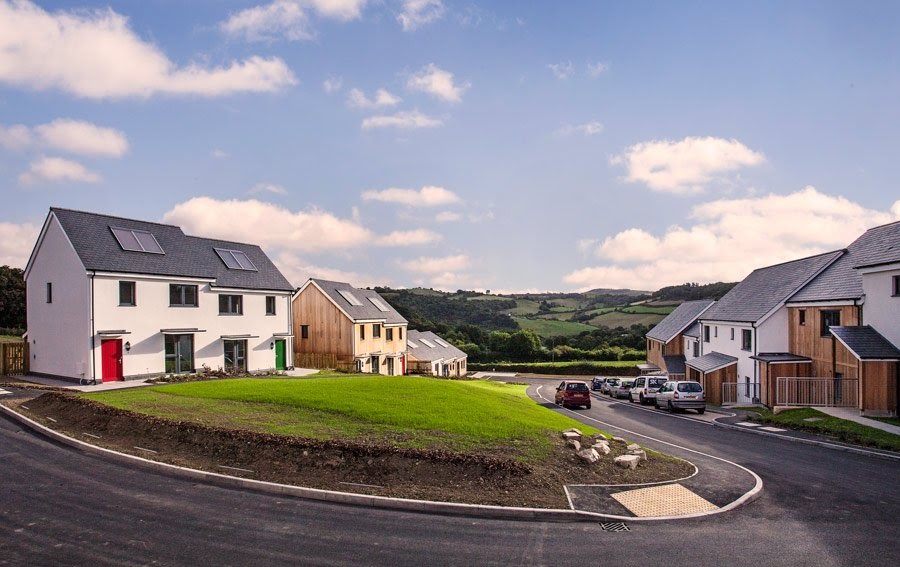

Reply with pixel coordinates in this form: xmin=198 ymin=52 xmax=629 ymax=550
xmin=555 ymin=380 xmax=591 ymax=409
xmin=591 ymin=377 xmax=604 ymax=391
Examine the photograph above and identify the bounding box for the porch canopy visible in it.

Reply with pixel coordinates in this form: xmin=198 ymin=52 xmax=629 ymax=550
xmin=830 ymin=326 xmax=900 ymax=360
xmin=750 ymin=353 xmax=812 ymax=364
xmin=686 ymin=352 xmax=738 ymax=374
xmin=160 ymin=328 xmax=207 ymax=334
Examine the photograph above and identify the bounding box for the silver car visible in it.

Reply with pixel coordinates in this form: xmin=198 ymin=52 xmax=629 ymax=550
xmin=655 ymin=380 xmax=705 ymax=414
xmin=610 ymin=378 xmax=635 ymax=399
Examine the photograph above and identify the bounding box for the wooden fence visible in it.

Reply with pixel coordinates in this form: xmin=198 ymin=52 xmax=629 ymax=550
xmin=295 ymin=352 xmax=357 ymax=372
xmin=776 ymin=377 xmax=858 ymax=408
xmin=1 ymin=342 xmax=29 ymax=376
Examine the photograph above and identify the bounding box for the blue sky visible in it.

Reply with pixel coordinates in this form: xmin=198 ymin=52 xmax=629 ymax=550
xmin=2 ymin=0 xmax=899 ymax=292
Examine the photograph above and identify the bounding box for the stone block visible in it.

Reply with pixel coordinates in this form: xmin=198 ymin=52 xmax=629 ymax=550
xmin=577 ymin=448 xmax=600 ymax=464
xmin=614 ymin=455 xmax=640 ymax=470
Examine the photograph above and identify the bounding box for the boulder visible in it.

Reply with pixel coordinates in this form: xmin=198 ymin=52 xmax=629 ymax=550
xmin=588 ymin=433 xmax=607 ymax=443
xmin=627 ymin=449 xmax=648 ymax=462
xmin=567 ymin=439 xmax=582 ymax=451
xmin=562 ymin=431 xmax=582 ymax=445
xmin=577 ymin=448 xmax=600 ymax=464
xmin=563 ymin=428 xmax=583 ymax=437
xmin=611 ymin=436 xmax=628 ymax=445
xmin=614 ymin=455 xmax=641 ymax=470
xmin=626 ymin=443 xmax=641 ymax=452
xmin=592 ymin=442 xmax=611 ymax=455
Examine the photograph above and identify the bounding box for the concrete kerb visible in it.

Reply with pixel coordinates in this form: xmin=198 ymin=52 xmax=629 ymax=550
xmin=0 ymin=402 xmax=757 ymax=523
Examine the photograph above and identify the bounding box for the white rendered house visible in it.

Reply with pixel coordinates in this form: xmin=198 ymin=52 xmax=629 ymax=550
xmin=25 ymin=208 xmax=294 ymax=382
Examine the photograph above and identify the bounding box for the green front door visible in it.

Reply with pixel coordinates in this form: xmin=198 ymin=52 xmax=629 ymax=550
xmin=275 ymin=339 xmax=286 ymax=371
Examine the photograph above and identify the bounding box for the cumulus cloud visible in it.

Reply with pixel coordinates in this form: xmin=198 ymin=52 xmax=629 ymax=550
xmin=210 ymin=149 xmax=229 ymax=159
xmin=273 ymin=251 xmax=380 ymax=288
xmin=399 ymin=254 xmax=470 ymax=274
xmin=361 ymin=185 xmax=462 ymax=207
xmin=347 ymin=87 xmax=401 ymax=109
xmin=435 ymin=211 xmax=461 ymax=222
xmin=0 ymin=220 xmax=41 ymax=268
xmin=555 ymin=121 xmax=604 ymax=137
xmin=610 ymin=136 xmax=765 ymax=195
xmin=18 ymin=157 xmax=101 ymax=185
xmin=0 ymin=0 xmax=296 ymax=98
xmin=1 ymin=119 xmax=128 ymax=157
xmin=220 ymin=0 xmax=366 ymax=42
xmin=397 ymin=0 xmax=445 ymax=31
xmin=564 ymin=187 xmax=899 ymax=291
xmin=322 ymin=76 xmax=343 ymax=93
xmin=397 ymin=253 xmax=482 ymax=290
xmin=376 ymin=228 xmax=442 ymax=246
xmin=586 ymin=61 xmax=609 ymax=77
xmin=407 ymin=63 xmax=469 ymax=103
xmin=361 ymin=110 xmax=443 ymax=130
xmin=547 ymin=61 xmax=574 ymax=79
xmin=249 ymin=182 xmax=288 ymax=195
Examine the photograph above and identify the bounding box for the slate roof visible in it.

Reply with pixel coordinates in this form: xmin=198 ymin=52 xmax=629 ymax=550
xmin=701 ymin=251 xmax=842 ymax=323
xmin=663 ymin=355 xmax=686 ymax=375
xmin=308 ymin=279 xmax=407 ymax=325
xmin=829 ymin=326 xmax=900 ymax=360
xmin=407 ymin=330 xmax=467 ymax=361
xmin=683 ymin=322 xmax=702 ymax=338
xmin=685 ymin=351 xmax=738 ymax=373
xmin=790 ymin=220 xmax=900 ymax=302
xmin=646 ymin=300 xmax=715 ymax=342
xmin=49 ymin=207 xmax=293 ymax=291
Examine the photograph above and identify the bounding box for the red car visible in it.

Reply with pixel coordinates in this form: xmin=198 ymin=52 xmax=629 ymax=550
xmin=554 ymin=380 xmax=592 ymax=409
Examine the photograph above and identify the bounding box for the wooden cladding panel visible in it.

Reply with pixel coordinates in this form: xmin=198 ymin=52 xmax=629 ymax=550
xmin=861 ymin=361 xmax=898 ymax=415
xmin=647 ymin=339 xmax=664 ymax=369
xmin=665 ymin=335 xmax=685 ymax=356
xmin=788 ymin=306 xmax=859 ymax=377
xmin=760 ymin=362 xmax=812 ymax=408
xmin=292 ymin=285 xmax=353 ymax=358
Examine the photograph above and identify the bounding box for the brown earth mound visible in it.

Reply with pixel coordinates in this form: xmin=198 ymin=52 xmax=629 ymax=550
xmin=14 ymin=392 xmax=694 ymax=508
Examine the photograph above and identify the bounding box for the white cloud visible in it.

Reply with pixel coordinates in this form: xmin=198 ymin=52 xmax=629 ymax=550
xmin=555 ymin=121 xmax=604 ymax=137
xmin=564 ymin=187 xmax=898 ymax=291
xmin=399 ymin=254 xmax=470 ymax=274
xmin=0 ymin=220 xmax=41 ymax=268
xmin=435 ymin=211 xmax=461 ymax=222
xmin=397 ymin=0 xmax=445 ymax=31
xmin=1 ymin=119 xmax=128 ymax=157
xmin=610 ymin=136 xmax=765 ymax=194
xmin=0 ymin=1 xmax=296 ymax=98
xmin=586 ymin=61 xmax=609 ymax=77
xmin=361 ymin=110 xmax=443 ymax=130
xmin=18 ymin=156 xmax=101 ymax=185
xmin=347 ymin=87 xmax=401 ymax=109
xmin=273 ymin=251 xmax=380 ymax=288
xmin=210 ymin=149 xmax=229 ymax=159
xmin=362 ymin=185 xmax=462 ymax=207
xmin=376 ymin=228 xmax=442 ymax=246
xmin=322 ymin=76 xmax=343 ymax=93
xmin=547 ymin=61 xmax=574 ymax=79
xmin=221 ymin=0 xmax=366 ymax=42
xmin=249 ymin=182 xmax=288 ymax=195
xmin=407 ymin=63 xmax=469 ymax=103
xmin=307 ymin=0 xmax=367 ymax=20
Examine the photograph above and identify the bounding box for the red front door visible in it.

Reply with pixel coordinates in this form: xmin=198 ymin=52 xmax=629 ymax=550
xmin=101 ymin=339 xmax=123 ymax=382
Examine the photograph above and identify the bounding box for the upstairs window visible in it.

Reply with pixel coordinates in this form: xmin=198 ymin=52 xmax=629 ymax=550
xmin=730 ymin=328 xmax=735 ymax=340
xmin=300 ymin=325 xmax=309 ymax=339
xmin=46 ymin=282 xmax=52 ymax=303
xmin=359 ymin=324 xmax=365 ymax=340
xmin=692 ymin=341 xmax=699 ymax=357
xmin=170 ymin=284 xmax=198 ymax=307
xmin=386 ymin=328 xmax=394 ymax=341
xmin=821 ymin=310 xmax=841 ymax=337
xmin=703 ymin=326 xmax=710 ymax=343
xmin=799 ymin=309 xmax=806 ymax=326
xmin=399 ymin=328 xmax=403 ymax=340
xmin=219 ymin=294 xmax=243 ymax=315
xmin=119 ymin=281 xmax=136 ymax=306
xmin=741 ymin=329 xmax=752 ymax=351
xmin=265 ymin=296 xmax=276 ymax=315
xmin=373 ymin=324 xmax=381 ymax=339
xmin=111 ymin=227 xmax=164 ymax=254
xmin=214 ymin=248 xmax=257 ymax=271
xmin=893 ymin=275 xmax=900 ymax=296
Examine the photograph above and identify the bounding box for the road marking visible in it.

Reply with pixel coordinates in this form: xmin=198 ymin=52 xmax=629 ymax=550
xmin=759 ymin=426 xmax=787 ymax=432
xmin=736 ymin=421 xmax=762 ymax=427
xmin=0 ymin=389 xmax=10 ymax=396
xmin=134 ymin=446 xmax=158 ymax=454
xmin=219 ymin=465 xmax=254 ymax=473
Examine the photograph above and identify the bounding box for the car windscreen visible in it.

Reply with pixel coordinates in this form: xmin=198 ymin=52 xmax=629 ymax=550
xmin=567 ymin=383 xmax=589 ymax=391
xmin=677 ymin=382 xmax=703 ymax=392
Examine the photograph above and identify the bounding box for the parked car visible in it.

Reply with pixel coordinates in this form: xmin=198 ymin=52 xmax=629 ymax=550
xmin=655 ymin=380 xmax=706 ymax=414
xmin=591 ymin=377 xmax=604 ymax=391
xmin=555 ymin=380 xmax=592 ymax=409
xmin=630 ymin=375 xmax=668 ymax=405
xmin=601 ymin=378 xmax=620 ymax=395
xmin=610 ymin=378 xmax=635 ymax=399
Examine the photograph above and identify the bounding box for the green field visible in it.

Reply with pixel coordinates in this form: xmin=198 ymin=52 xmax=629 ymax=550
xmin=621 ymin=305 xmax=677 ymax=315
xmin=588 ymin=311 xmax=666 ymax=328
xmin=514 ymin=317 xmax=597 ymax=337
xmin=82 ymin=375 xmax=600 ymax=456
xmin=505 ymin=299 xmax=541 ymax=316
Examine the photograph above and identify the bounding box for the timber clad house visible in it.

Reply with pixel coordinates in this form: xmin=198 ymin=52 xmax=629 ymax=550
xmin=648 ymin=220 xmax=900 ymax=416
xmin=25 ymin=208 xmax=294 ymax=382
xmin=292 ymin=279 xmax=408 ymax=375
xmin=407 ymin=330 xmax=468 ymax=377
xmin=643 ymin=300 xmax=714 ymax=381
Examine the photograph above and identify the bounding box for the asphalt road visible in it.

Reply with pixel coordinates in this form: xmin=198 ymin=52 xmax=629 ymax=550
xmin=2 ymin=383 xmax=899 ymax=566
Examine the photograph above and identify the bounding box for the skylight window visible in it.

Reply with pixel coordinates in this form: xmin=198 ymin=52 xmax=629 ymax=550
xmin=434 ymin=338 xmax=451 ymax=348
xmin=111 ymin=227 xmax=164 ymax=254
xmin=408 ymin=340 xmax=419 ymax=349
xmin=215 ymin=248 xmax=257 ymax=271
xmin=338 ymin=289 xmax=363 ymax=306
xmin=368 ymin=297 xmax=390 ymax=312
xmin=419 ymin=339 xmax=437 ymax=348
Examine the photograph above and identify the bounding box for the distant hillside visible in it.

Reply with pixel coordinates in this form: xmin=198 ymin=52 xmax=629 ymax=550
xmin=651 ymin=281 xmax=736 ymax=302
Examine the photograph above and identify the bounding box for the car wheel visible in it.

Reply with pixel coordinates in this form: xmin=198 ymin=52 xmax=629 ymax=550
xmin=667 ymin=401 xmax=675 ymax=413
xmin=628 ymin=395 xmax=635 ymax=403
xmin=586 ymin=403 xmax=591 ymax=409
xmin=697 ymin=408 xmax=705 ymax=415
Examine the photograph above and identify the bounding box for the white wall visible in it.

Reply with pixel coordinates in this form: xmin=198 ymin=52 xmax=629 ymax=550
xmin=758 ymin=308 xmax=789 ymax=353
xmin=701 ymin=320 xmax=758 ymax=384
xmin=91 ymin=275 xmax=292 ymax=376
xmin=26 ymin=216 xmax=91 ymax=380
xmin=861 ymin=265 xmax=900 ymax=347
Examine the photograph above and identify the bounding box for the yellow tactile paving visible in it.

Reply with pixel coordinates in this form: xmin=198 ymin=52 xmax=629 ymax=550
xmin=611 ymin=483 xmax=718 ymax=517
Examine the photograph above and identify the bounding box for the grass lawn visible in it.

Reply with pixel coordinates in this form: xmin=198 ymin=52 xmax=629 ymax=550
xmin=0 ymin=335 xmax=23 ymax=342
xmin=82 ymin=375 xmax=600 ymax=460
xmin=514 ymin=317 xmax=597 ymax=337
xmin=738 ymin=407 xmax=900 ymax=452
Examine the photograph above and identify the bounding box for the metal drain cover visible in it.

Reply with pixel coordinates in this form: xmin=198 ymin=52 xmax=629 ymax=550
xmin=599 ymin=522 xmax=630 ymax=532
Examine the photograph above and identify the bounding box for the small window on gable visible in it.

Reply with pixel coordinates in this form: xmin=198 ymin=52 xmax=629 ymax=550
xmin=893 ymin=275 xmax=900 ymax=297
xmin=799 ymin=309 xmax=806 ymax=326
xmin=111 ymin=227 xmax=164 ymax=254
xmin=730 ymin=328 xmax=735 ymax=340
xmin=301 ymin=325 xmax=309 ymax=339
xmin=714 ymin=326 xmax=718 ymax=338
xmin=46 ymin=282 xmax=52 ymax=303
xmin=265 ymin=296 xmax=276 ymax=315
xmin=119 ymin=281 xmax=136 ymax=306
xmin=399 ymin=328 xmax=403 ymax=340
xmin=359 ymin=324 xmax=365 ymax=340
xmin=214 ymin=248 xmax=257 ymax=271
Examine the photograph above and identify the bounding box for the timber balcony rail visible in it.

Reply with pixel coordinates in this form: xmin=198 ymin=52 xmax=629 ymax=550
xmin=1 ymin=342 xmax=29 ymax=376
xmin=776 ymin=377 xmax=859 ymax=408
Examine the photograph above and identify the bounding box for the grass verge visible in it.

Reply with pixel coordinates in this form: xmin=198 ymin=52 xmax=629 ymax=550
xmin=737 ymin=407 xmax=900 ymax=452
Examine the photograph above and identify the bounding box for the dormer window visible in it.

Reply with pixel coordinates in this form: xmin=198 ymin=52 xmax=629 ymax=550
xmin=214 ymin=248 xmax=257 ymax=271
xmin=111 ymin=227 xmax=164 ymax=254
